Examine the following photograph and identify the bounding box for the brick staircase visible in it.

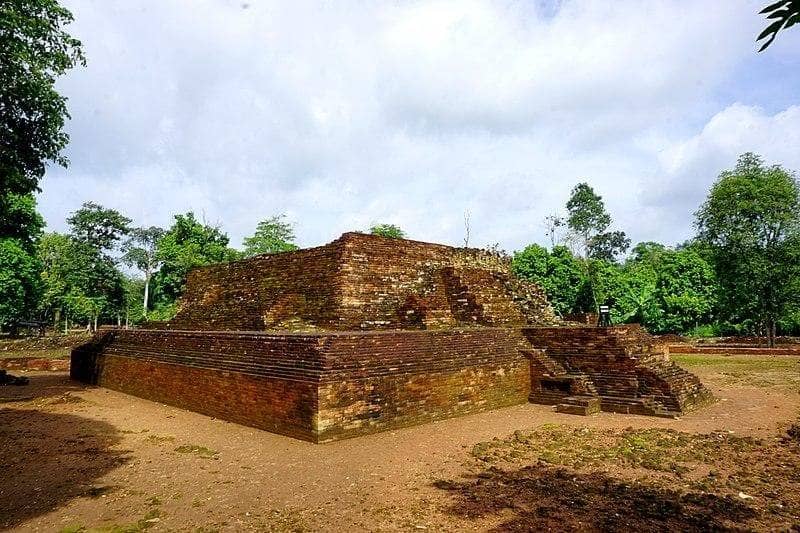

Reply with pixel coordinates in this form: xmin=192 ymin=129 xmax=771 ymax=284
xmin=522 ymin=325 xmax=714 ymax=417
xmin=439 ymin=267 xmax=558 ymax=328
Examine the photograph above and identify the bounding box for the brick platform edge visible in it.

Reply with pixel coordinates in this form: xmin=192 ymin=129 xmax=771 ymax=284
xmin=71 ymin=328 xmax=531 ymax=443
xmin=525 ymin=325 xmax=715 ymax=417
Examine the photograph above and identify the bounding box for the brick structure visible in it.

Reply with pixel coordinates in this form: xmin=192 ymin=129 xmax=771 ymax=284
xmin=523 ymin=326 xmax=714 ymax=416
xmin=72 ymin=233 xmax=713 ymax=442
xmin=71 ymin=328 xmax=530 ymax=442
xmin=164 ymin=232 xmax=557 ymax=331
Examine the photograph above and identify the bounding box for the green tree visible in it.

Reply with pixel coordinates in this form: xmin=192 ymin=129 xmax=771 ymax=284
xmin=121 ymin=276 xmax=145 ymax=326
xmin=1 ymin=0 xmax=85 ymax=196
xmin=565 ymin=183 xmax=630 ymax=261
xmin=121 ymin=226 xmax=165 ymax=318
xmin=0 ymin=238 xmax=41 ymax=330
xmin=67 ymin=201 xmax=131 ymax=252
xmin=0 ymin=1 xmax=83 ymax=330
xmin=614 ymin=262 xmax=658 ymax=326
xmin=695 ymin=153 xmax=800 ymax=346
xmin=0 ymin=193 xmax=44 ymax=249
xmin=565 ymin=182 xmax=630 ymax=310
xmin=512 ymin=244 xmax=585 ymax=316
xmin=242 ymin=214 xmax=299 ymax=257
xmin=369 ymin=223 xmax=406 ymax=239
xmin=37 ymin=232 xmax=125 ymax=330
xmin=588 ymin=231 xmax=631 ymax=262
xmin=758 ymin=0 xmax=800 ymax=51
xmin=630 ymin=241 xmax=667 ymax=264
xmin=623 ymin=245 xmax=717 ymax=333
xmin=0 ymin=194 xmax=44 ymax=329
xmin=152 ymin=212 xmax=240 ymax=303
xmin=652 ymin=249 xmax=717 ymax=333
xmin=566 ymin=183 xmax=611 ymax=254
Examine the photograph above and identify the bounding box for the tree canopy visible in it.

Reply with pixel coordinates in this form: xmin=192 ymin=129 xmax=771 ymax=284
xmin=121 ymin=226 xmax=165 ymax=317
xmin=67 ymin=201 xmax=131 ymax=252
xmin=152 ymin=212 xmax=240 ymax=304
xmin=0 ymin=0 xmax=85 ymax=196
xmin=695 ymin=152 xmax=800 ymax=345
xmin=242 ymin=214 xmax=299 ymax=257
xmin=370 ymin=224 xmax=406 ymax=239
xmin=0 ymin=237 xmax=41 ymax=329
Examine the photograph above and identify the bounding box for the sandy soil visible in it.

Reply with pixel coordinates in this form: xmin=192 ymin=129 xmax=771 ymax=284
xmin=1 ymin=355 xmax=798 ymax=532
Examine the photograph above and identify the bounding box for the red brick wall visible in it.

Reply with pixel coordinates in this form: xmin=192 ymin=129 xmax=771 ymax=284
xmin=164 ymin=232 xmax=556 ymax=332
xmin=166 ymin=242 xmax=343 ymax=331
xmin=94 ymin=355 xmax=317 ymax=441
xmin=522 ymin=325 xmax=714 ymax=414
xmin=71 ymin=328 xmax=531 ymax=442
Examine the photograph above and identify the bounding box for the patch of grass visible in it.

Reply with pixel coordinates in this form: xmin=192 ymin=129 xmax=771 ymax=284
xmin=672 ymin=354 xmax=800 ymax=389
xmin=0 ymin=348 xmax=71 ymax=359
xmin=470 ymin=425 xmax=759 ymax=474
xmin=102 ymin=509 xmax=163 ymax=533
xmin=257 ymin=509 xmax=311 ymax=532
xmin=58 ymin=510 xmax=163 ymax=533
xmin=457 ymin=418 xmax=800 ymax=531
xmin=145 ymin=434 xmax=175 ymax=445
xmin=174 ymin=444 xmax=218 ymax=459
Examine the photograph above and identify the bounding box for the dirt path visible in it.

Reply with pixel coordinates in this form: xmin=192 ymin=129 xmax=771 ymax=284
xmin=1 ymin=355 xmax=798 ymax=532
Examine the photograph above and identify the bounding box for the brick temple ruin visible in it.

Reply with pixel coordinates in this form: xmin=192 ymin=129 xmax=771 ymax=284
xmin=72 ymin=232 xmax=713 ymax=442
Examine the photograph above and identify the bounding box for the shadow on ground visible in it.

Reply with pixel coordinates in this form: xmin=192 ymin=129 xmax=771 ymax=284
xmin=0 ymin=372 xmax=86 ymax=403
xmin=0 ymin=404 xmax=130 ymax=529
xmin=434 ymin=465 xmax=757 ymax=532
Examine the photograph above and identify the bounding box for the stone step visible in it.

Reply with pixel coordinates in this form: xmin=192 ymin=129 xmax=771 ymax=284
xmin=556 ymin=395 xmax=601 ymax=416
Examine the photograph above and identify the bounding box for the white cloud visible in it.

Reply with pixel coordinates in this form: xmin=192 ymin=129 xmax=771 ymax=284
xmin=636 ymin=104 xmax=800 ymax=243
xmin=38 ymin=0 xmax=800 ymax=254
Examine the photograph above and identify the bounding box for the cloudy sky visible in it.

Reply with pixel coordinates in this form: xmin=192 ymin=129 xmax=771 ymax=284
xmin=38 ymin=0 xmax=800 ymax=252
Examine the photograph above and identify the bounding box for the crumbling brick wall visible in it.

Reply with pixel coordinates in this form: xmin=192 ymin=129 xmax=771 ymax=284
xmin=164 ymin=232 xmax=556 ymax=331
xmin=522 ymin=325 xmax=714 ymax=415
xmin=71 ymin=328 xmax=531 ymax=442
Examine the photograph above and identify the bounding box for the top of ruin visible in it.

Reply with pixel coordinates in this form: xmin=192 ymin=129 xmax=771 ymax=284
xmin=161 ymin=231 xmax=556 ymax=332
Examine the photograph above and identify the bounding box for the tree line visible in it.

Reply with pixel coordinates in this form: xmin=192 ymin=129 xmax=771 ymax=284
xmin=2 ymin=2 xmax=798 ymax=342
xmin=511 ymin=153 xmax=800 ymax=345
xmin=3 ymin=150 xmax=798 ymax=344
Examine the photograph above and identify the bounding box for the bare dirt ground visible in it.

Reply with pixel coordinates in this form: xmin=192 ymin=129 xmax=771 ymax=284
xmin=1 ymin=354 xmax=799 ymax=532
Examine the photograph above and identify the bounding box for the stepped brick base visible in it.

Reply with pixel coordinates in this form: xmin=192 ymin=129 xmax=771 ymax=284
xmin=71 ymin=328 xmax=530 ymax=442
xmin=523 ymin=325 xmax=715 ymax=417
xmin=556 ymin=396 xmax=601 ymax=415
xmin=71 ymin=325 xmax=712 ymax=441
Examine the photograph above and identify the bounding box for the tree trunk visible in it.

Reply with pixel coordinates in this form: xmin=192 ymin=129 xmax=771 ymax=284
xmin=93 ymin=314 xmax=98 ymax=332
xmin=769 ymin=318 xmax=777 ymax=348
xmin=143 ymin=274 xmax=150 ymax=318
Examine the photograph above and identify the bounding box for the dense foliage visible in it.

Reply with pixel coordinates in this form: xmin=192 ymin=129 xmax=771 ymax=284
xmin=0 ymin=0 xmax=85 ymax=196
xmin=0 ymin=0 xmax=82 ymax=330
xmin=0 ymin=238 xmax=41 ymax=329
xmin=370 ymin=224 xmax=406 ymax=239
xmin=242 ymin=214 xmax=298 ymax=257
xmin=151 ymin=213 xmax=240 ymax=305
xmin=695 ymin=153 xmax=800 ymax=345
